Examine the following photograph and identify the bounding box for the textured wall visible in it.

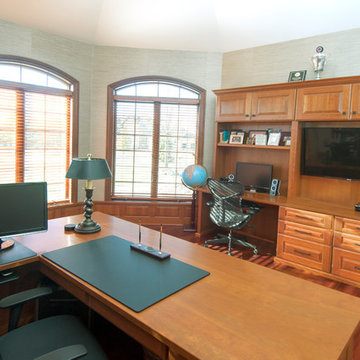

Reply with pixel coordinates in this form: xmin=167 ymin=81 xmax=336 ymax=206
xmin=222 ymin=28 xmax=360 ymax=88
xmin=91 ymin=46 xmax=222 ymax=198
xmin=0 ymin=19 xmax=222 ymax=200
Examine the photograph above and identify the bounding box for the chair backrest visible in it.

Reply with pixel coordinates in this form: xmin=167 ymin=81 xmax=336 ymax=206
xmin=207 ymin=178 xmax=249 ymax=229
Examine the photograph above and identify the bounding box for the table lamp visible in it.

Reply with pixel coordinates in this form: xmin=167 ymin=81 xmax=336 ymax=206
xmin=66 ymin=154 xmax=112 ymax=234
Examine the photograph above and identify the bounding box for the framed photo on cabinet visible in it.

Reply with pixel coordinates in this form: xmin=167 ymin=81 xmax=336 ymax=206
xmin=229 ymin=130 xmax=245 ymax=144
xmin=249 ymin=130 xmax=267 ymax=146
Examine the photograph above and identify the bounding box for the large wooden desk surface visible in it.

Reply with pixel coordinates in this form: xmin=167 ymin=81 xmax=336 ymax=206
xmin=6 ymin=212 xmax=360 ymax=360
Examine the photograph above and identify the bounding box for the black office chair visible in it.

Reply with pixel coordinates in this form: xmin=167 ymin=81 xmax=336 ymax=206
xmin=204 ymin=178 xmax=260 ymax=256
xmin=0 ymin=286 xmax=108 ymax=360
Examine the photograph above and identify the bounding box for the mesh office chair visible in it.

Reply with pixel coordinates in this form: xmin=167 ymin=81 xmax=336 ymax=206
xmin=204 ymin=178 xmax=259 ymax=256
xmin=0 ymin=286 xmax=108 ymax=360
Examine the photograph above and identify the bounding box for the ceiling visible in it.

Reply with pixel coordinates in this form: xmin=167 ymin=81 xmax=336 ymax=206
xmin=1 ymin=0 xmax=359 ymax=52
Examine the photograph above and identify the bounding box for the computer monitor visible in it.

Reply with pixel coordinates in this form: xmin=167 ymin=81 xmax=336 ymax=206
xmin=0 ymin=182 xmax=48 ymax=242
xmin=235 ymin=162 xmax=273 ymax=193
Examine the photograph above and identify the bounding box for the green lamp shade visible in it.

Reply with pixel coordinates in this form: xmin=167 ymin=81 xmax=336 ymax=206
xmin=66 ymin=157 xmax=112 ymax=180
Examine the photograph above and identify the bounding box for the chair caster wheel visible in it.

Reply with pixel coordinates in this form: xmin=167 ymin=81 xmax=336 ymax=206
xmin=253 ymin=249 xmax=258 ymax=255
xmin=204 ymin=243 xmax=208 ymax=248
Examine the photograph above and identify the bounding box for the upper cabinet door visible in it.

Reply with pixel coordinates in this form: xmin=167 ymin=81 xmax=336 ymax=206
xmin=217 ymin=93 xmax=252 ymax=121
xmin=251 ymin=89 xmax=296 ymax=121
xmin=296 ymin=85 xmax=351 ymax=121
xmin=350 ymin=84 xmax=360 ymax=120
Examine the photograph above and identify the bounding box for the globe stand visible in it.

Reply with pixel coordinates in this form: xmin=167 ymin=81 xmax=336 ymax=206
xmin=183 ymin=190 xmax=197 ymax=232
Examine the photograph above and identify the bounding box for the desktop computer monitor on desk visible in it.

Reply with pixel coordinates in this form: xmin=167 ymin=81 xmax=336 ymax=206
xmin=235 ymin=162 xmax=273 ymax=194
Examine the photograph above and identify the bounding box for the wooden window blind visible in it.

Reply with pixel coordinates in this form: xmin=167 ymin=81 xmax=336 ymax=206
xmin=109 ymin=77 xmax=205 ymax=200
xmin=0 ymin=58 xmax=76 ymax=203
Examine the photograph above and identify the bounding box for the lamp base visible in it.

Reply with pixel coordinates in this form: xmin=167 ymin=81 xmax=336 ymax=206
xmin=74 ymin=219 xmax=101 ymax=234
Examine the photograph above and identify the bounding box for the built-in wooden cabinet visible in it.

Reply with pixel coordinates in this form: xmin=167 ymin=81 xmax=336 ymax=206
xmin=212 ymin=75 xmax=360 ymax=286
xmin=332 ymin=217 xmax=360 ymax=283
xmin=277 ymin=207 xmax=332 ymax=272
xmin=296 ymin=83 xmax=360 ymax=121
xmin=216 ymin=88 xmax=295 ymax=122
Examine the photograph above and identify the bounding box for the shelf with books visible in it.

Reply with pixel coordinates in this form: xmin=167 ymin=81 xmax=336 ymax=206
xmin=217 ymin=143 xmax=291 ymax=150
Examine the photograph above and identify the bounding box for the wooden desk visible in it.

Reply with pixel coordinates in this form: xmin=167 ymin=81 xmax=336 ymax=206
xmin=6 ymin=212 xmax=360 ymax=359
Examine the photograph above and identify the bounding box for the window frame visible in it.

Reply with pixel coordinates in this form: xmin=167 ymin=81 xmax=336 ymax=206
xmin=105 ymin=76 xmax=206 ymax=201
xmin=0 ymin=55 xmax=79 ymax=203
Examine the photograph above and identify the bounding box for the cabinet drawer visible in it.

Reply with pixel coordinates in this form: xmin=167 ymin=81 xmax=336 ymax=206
xmin=332 ymin=248 xmax=360 ymax=282
xmin=278 ymin=220 xmax=332 ymax=245
xmin=279 ymin=207 xmax=333 ymax=229
xmin=334 ymin=232 xmax=360 ymax=253
xmin=334 ymin=217 xmax=360 ymax=236
xmin=277 ymin=234 xmax=331 ymax=272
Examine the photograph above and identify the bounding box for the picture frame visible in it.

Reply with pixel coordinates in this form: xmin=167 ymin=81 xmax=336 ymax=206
xmin=284 ymin=136 xmax=291 ymax=146
xmin=267 ymin=132 xmax=281 ymax=146
xmin=288 ymin=70 xmax=307 ymax=82
xmin=249 ymin=130 xmax=267 ymax=146
xmin=229 ymin=132 xmax=245 ymax=144
xmin=246 ymin=137 xmax=255 ymax=145
xmin=279 ymin=131 xmax=291 ymax=146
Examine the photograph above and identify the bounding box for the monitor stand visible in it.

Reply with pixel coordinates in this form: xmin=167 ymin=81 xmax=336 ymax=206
xmin=0 ymin=238 xmax=15 ymax=251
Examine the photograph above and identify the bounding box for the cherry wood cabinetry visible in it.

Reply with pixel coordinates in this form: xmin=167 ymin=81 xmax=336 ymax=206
xmin=211 ymin=76 xmax=360 ymax=286
xmin=216 ymin=88 xmax=295 ymax=122
xmin=296 ymin=83 xmax=360 ymax=121
xmin=332 ymin=217 xmax=360 ymax=283
xmin=277 ymin=207 xmax=332 ymax=272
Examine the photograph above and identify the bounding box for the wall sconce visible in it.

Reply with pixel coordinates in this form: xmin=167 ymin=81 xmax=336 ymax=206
xmin=66 ymin=154 xmax=112 ymax=234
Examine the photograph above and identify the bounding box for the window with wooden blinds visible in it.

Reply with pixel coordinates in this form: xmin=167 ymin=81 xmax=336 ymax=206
xmin=107 ymin=77 xmax=205 ymax=200
xmin=0 ymin=56 xmax=78 ymax=203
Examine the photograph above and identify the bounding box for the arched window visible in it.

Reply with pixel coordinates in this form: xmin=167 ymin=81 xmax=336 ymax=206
xmin=0 ymin=56 xmax=78 ymax=203
xmin=106 ymin=76 xmax=205 ymax=199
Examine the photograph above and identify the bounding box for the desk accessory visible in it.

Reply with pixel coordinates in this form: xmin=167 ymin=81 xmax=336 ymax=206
xmin=66 ymin=154 xmax=112 ymax=234
xmin=43 ymin=235 xmax=209 ymax=312
xmin=355 ymin=203 xmax=360 ymax=212
xmin=0 ymin=240 xmax=36 ymax=265
xmin=130 ymin=223 xmax=170 ymax=260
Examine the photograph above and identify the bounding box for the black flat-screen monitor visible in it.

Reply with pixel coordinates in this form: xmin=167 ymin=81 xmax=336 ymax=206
xmin=235 ymin=162 xmax=273 ymax=193
xmin=0 ymin=182 xmax=48 ymax=239
xmin=301 ymin=127 xmax=360 ymax=180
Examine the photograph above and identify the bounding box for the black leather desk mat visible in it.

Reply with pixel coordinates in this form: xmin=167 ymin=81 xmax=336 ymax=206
xmin=43 ymin=235 xmax=210 ymax=312
xmin=0 ymin=239 xmax=37 ymax=266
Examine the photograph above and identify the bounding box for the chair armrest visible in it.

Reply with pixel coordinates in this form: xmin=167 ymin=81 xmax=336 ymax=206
xmin=34 ymin=344 xmax=87 ymax=360
xmin=0 ymin=287 xmax=53 ymax=309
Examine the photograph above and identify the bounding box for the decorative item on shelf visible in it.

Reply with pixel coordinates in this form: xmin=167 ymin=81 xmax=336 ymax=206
xmin=246 ymin=136 xmax=255 ymax=145
xmin=279 ymin=131 xmax=291 ymax=146
xmin=267 ymin=129 xmax=281 ymax=146
xmin=249 ymin=130 xmax=267 ymax=146
xmin=66 ymin=154 xmax=112 ymax=234
xmin=219 ymin=129 xmax=230 ymax=143
xmin=288 ymin=70 xmax=307 ymax=82
xmin=229 ymin=130 xmax=245 ymax=144
xmin=312 ymin=46 xmax=327 ymax=80
xmin=181 ymin=164 xmax=208 ymax=232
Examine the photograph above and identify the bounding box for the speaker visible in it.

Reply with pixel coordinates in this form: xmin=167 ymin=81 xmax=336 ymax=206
xmin=270 ymin=179 xmax=280 ymax=196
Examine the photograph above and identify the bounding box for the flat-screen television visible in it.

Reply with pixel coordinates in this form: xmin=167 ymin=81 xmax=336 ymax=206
xmin=235 ymin=162 xmax=273 ymax=193
xmin=0 ymin=182 xmax=48 ymax=240
xmin=301 ymin=127 xmax=360 ymax=180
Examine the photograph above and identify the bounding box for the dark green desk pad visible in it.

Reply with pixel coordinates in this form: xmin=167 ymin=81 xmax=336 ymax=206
xmin=0 ymin=239 xmax=37 ymax=266
xmin=43 ymin=235 xmax=210 ymax=312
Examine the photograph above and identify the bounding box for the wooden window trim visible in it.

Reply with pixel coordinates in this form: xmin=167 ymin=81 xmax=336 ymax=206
xmin=0 ymin=55 xmax=79 ymax=203
xmin=105 ymin=75 xmax=206 ymax=201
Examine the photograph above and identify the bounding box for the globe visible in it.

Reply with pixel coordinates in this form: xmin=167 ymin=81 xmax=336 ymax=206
xmin=182 ymin=164 xmax=207 ymax=190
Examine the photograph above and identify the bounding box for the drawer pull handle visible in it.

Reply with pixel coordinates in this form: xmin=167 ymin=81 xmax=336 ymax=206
xmin=293 ymin=249 xmax=311 ymax=256
xmin=354 ymin=266 xmax=360 ymax=271
xmin=355 ymin=243 xmax=360 ymax=247
xmin=294 ymin=229 xmax=313 ymax=236
xmin=295 ymin=215 xmax=314 ymax=221
xmin=356 ymin=227 xmax=360 ymax=230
